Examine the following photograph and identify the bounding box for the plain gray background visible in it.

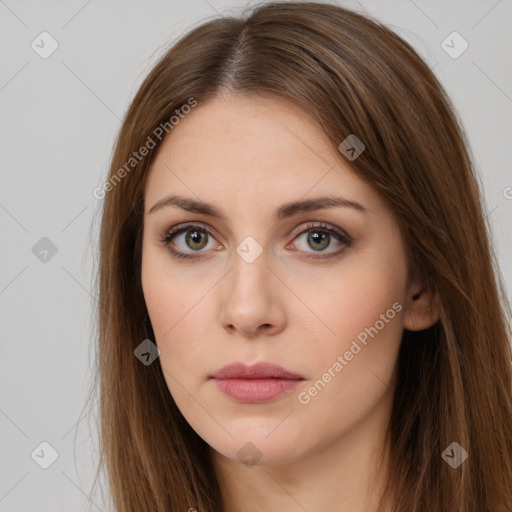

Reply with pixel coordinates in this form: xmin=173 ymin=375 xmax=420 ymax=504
xmin=1 ymin=0 xmax=511 ymax=510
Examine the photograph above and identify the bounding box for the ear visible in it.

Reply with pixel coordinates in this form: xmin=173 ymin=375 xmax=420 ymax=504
xmin=403 ymin=280 xmax=440 ymax=331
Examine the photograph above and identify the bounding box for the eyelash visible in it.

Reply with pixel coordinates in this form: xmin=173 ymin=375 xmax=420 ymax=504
xmin=159 ymin=222 xmax=353 ymax=261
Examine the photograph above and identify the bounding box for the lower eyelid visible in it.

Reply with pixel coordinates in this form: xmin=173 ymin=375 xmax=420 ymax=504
xmin=161 ymin=224 xmax=352 ymax=258
xmin=290 ymin=235 xmax=350 ymax=259
xmin=163 ymin=229 xmax=218 ymax=254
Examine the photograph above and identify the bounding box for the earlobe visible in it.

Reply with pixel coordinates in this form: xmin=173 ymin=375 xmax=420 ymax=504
xmin=403 ymin=287 xmax=440 ymax=332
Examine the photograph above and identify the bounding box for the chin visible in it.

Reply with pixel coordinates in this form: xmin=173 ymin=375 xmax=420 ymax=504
xmin=206 ymin=427 xmax=314 ymax=467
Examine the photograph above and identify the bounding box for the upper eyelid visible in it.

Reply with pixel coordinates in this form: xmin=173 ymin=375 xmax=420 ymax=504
xmin=162 ymin=221 xmax=351 ymax=245
xmin=163 ymin=222 xmax=215 ymax=240
xmin=292 ymin=221 xmax=350 ymax=239
xmin=161 ymin=222 xmax=353 ymax=262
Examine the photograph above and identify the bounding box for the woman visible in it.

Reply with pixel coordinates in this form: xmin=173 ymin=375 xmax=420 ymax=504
xmin=91 ymin=2 xmax=512 ymax=510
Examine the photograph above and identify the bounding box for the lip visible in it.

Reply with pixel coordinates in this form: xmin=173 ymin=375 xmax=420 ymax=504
xmin=210 ymin=362 xmax=305 ymax=403
xmin=210 ymin=361 xmax=304 ymax=380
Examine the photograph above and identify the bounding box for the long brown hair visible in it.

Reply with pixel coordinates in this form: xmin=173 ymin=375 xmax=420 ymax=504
xmin=89 ymin=2 xmax=512 ymax=510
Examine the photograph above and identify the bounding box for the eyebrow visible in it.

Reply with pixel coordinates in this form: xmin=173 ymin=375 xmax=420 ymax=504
xmin=147 ymin=194 xmax=367 ymax=220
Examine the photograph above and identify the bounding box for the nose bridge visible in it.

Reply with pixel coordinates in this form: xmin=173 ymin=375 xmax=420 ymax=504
xmin=219 ymin=239 xmax=285 ymax=335
xmin=228 ymin=241 xmax=272 ymax=304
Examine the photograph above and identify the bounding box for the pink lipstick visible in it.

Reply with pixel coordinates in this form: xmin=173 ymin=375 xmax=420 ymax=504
xmin=210 ymin=362 xmax=304 ymax=403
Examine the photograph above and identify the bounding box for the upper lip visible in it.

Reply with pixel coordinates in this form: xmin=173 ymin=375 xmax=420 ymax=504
xmin=210 ymin=362 xmax=304 ymax=380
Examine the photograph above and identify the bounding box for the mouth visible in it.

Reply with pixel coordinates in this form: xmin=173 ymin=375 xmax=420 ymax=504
xmin=209 ymin=361 xmax=305 ymax=403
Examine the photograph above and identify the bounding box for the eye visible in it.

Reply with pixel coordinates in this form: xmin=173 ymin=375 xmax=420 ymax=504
xmin=159 ymin=222 xmax=221 ymax=260
xmin=159 ymin=221 xmax=353 ymax=261
xmin=287 ymin=222 xmax=352 ymax=259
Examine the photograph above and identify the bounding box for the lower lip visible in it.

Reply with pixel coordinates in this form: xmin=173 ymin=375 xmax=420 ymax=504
xmin=213 ymin=378 xmax=303 ymax=403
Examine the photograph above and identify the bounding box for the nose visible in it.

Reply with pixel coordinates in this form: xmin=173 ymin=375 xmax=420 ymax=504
xmin=219 ymin=249 xmax=287 ymax=338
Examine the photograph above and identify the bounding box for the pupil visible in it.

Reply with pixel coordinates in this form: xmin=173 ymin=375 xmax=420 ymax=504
xmin=309 ymin=231 xmax=329 ymax=250
xmin=187 ymin=230 xmax=206 ymax=250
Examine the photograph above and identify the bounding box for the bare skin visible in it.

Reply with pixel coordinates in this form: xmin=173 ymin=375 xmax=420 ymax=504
xmin=141 ymin=92 xmax=439 ymax=512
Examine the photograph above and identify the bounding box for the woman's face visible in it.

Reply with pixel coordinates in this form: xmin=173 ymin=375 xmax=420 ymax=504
xmin=141 ymin=93 xmax=419 ymax=466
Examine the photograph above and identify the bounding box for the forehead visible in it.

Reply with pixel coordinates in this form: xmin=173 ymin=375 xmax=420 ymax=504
xmin=144 ymin=94 xmax=381 ymax=218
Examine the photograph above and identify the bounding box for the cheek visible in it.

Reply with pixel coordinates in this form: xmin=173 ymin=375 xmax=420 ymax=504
xmin=296 ymin=293 xmax=403 ymax=445
xmin=141 ymin=267 xmax=203 ymax=411
xmin=295 ymin=257 xmax=405 ymax=402
xmin=141 ymin=246 xmax=215 ymax=378
xmin=142 ymin=244 xmax=201 ymax=337
xmin=304 ymin=261 xmax=404 ymax=342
